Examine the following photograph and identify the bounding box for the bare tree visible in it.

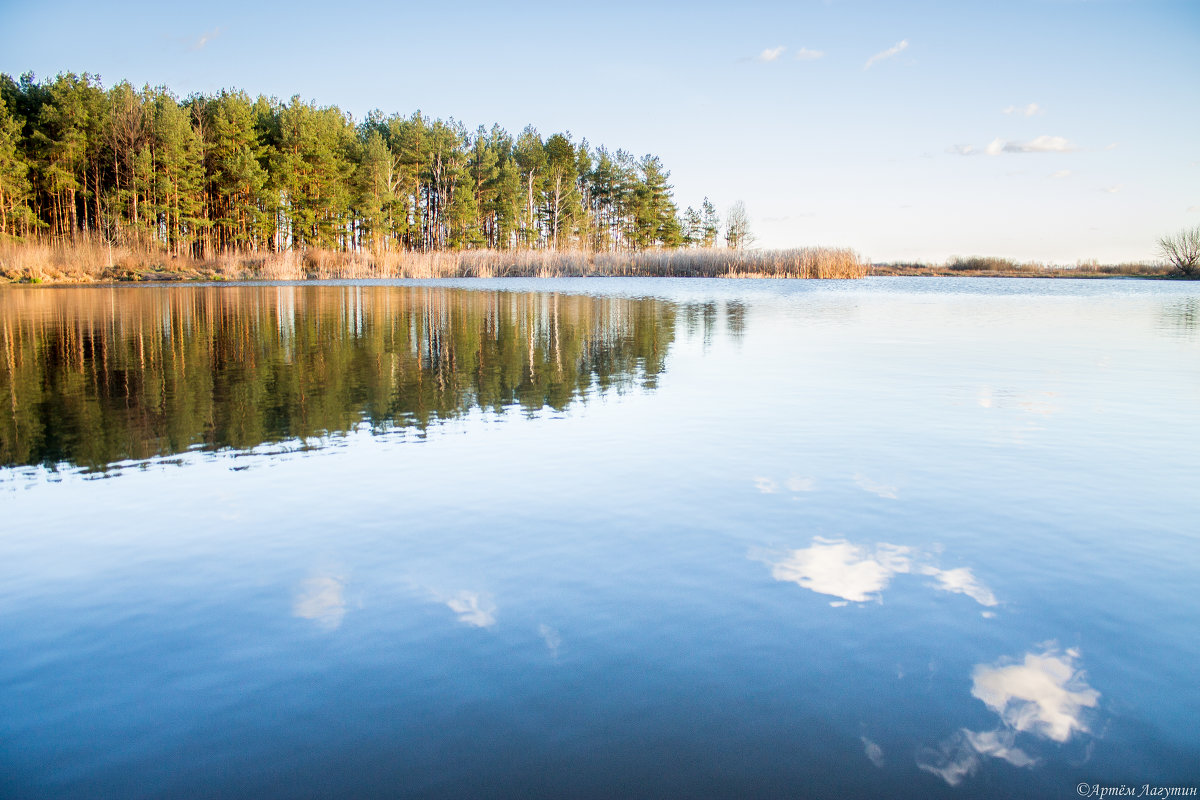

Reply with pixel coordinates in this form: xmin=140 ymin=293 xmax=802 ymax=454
xmin=1158 ymin=225 xmax=1200 ymax=277
xmin=724 ymin=200 xmax=755 ymax=250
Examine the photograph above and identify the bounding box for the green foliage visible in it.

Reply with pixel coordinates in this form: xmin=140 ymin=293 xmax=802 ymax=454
xmin=701 ymin=198 xmax=720 ymax=247
xmin=0 ymin=72 xmax=715 ymax=255
xmin=0 ymin=96 xmax=33 ymax=235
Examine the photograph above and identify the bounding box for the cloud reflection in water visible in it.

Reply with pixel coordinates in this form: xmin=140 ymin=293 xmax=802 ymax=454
xmin=771 ymin=538 xmax=912 ymax=604
xmin=539 ymin=623 xmax=562 ymax=658
xmin=293 ymin=576 xmax=347 ymax=631
xmin=785 ymin=476 xmax=815 ymax=492
xmin=753 ymin=477 xmax=779 ymax=494
xmin=446 ymin=591 xmax=497 ymax=628
xmin=861 ymin=736 xmax=885 ymax=768
xmin=768 ymin=537 xmax=997 ymax=608
xmin=853 ymin=474 xmax=899 ymax=499
xmin=972 ymin=647 xmax=1099 ymax=743
xmin=921 ymin=566 xmax=998 ymax=607
xmin=919 ymin=645 xmax=1099 ymax=786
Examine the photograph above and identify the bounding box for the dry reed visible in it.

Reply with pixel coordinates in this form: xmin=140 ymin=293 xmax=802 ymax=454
xmin=872 ymin=257 xmax=1169 ymax=278
xmin=0 ymin=238 xmax=868 ymax=283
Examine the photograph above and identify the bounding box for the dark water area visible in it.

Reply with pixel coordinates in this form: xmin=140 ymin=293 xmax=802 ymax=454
xmin=1 ymin=278 xmax=1198 ymax=799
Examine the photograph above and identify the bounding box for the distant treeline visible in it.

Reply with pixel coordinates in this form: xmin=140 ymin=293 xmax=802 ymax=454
xmin=0 ymin=72 xmax=727 ymax=259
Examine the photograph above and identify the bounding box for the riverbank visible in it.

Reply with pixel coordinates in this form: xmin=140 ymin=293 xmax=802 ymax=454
xmin=0 ymin=241 xmax=867 ymax=284
xmin=871 ymin=256 xmax=1174 ymax=279
xmin=3 ymin=241 xmax=1183 ymax=284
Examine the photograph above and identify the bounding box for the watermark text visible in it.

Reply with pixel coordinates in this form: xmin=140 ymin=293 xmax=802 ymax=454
xmin=1077 ymin=785 xmax=1197 ymax=798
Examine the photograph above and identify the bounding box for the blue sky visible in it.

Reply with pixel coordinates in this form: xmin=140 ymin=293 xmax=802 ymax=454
xmin=2 ymin=0 xmax=1197 ymax=262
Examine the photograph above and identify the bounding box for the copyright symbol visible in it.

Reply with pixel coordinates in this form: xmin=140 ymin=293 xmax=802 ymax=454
xmin=1077 ymin=784 xmax=1091 ymax=797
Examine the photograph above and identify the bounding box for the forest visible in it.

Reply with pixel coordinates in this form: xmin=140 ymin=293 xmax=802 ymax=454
xmin=0 ymin=72 xmax=732 ymax=259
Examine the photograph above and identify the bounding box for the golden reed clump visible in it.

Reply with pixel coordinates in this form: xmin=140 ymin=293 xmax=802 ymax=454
xmin=0 ymin=238 xmax=867 ymax=283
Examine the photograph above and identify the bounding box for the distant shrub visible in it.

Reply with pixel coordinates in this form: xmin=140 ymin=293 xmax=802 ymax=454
xmin=947 ymin=256 xmax=1019 ymax=272
xmin=1157 ymin=226 xmax=1200 ymax=278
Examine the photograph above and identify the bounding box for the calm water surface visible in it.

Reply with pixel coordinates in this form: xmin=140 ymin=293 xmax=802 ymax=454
xmin=2 ymin=278 xmax=1198 ymax=799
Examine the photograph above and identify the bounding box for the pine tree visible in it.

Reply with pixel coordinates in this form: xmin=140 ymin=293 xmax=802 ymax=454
xmin=0 ymin=98 xmax=32 ymax=237
xmin=682 ymin=206 xmax=702 ymax=248
xmin=701 ymin=197 xmax=720 ymax=248
xmin=543 ymin=133 xmax=578 ymax=250
xmin=0 ymin=72 xmax=704 ymax=257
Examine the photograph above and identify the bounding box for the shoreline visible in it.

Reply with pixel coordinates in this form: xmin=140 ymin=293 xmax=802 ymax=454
xmin=868 ymin=266 xmax=1178 ymax=280
xmin=0 ymin=242 xmax=1184 ymax=285
xmin=2 ymin=266 xmax=1183 ymax=285
xmin=0 ymin=242 xmax=868 ymax=284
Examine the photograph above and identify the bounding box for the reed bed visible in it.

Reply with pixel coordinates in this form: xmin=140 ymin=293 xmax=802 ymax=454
xmin=872 ymin=257 xmax=1169 ymax=278
xmin=0 ymin=238 xmax=143 ymax=283
xmin=1 ymin=239 xmax=868 ymax=283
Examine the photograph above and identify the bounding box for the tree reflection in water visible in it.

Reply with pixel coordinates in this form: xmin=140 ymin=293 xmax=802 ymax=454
xmin=0 ymin=285 xmax=676 ymax=472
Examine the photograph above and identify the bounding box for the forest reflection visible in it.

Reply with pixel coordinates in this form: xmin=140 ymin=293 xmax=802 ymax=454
xmin=0 ymin=285 xmax=676 ymax=472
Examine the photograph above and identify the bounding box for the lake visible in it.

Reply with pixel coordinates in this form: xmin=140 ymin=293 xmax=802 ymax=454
xmin=1 ymin=278 xmax=1197 ymax=799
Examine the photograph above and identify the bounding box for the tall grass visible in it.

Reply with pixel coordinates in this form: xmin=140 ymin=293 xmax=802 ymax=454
xmin=0 ymin=238 xmax=868 ymax=283
xmin=0 ymin=237 xmax=133 ymax=282
xmin=872 ymin=256 xmax=1168 ymax=278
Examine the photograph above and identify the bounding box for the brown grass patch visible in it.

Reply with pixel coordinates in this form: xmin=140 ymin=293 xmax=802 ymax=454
xmin=0 ymin=239 xmax=868 ymax=283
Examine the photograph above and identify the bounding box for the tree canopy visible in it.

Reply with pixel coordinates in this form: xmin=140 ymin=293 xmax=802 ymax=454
xmin=0 ymin=72 xmax=727 ymax=257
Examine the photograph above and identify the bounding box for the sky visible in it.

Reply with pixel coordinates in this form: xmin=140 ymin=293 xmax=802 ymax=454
xmin=1 ymin=0 xmax=1197 ymax=263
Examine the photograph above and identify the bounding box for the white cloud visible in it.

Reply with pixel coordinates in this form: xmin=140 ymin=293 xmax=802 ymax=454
xmin=1003 ymin=103 xmax=1042 ymax=117
xmin=864 ymin=39 xmax=909 ymax=70
xmin=758 ymin=46 xmax=787 ymax=62
xmin=947 ymin=144 xmax=977 ymax=156
xmin=795 ymin=47 xmax=825 ymax=61
xmin=293 ymin=575 xmax=347 ymax=631
xmin=1103 ymin=185 xmax=1122 ymax=194
xmin=1104 ymin=142 xmax=1119 ymax=151
xmin=984 ymin=136 xmax=1077 ymax=155
xmin=1051 ymin=170 xmax=1072 ymax=179
xmin=191 ymin=27 xmax=221 ymax=51
xmin=446 ymin=590 xmax=496 ymax=627
xmin=1019 ymin=135 xmax=1076 ymax=152
xmin=1188 ymin=206 xmax=1200 ymax=213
